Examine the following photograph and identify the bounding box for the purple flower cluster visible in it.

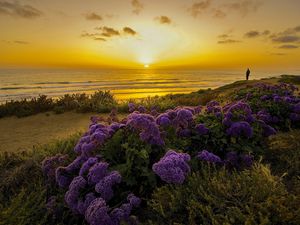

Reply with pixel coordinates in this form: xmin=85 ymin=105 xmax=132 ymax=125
xmin=195 ymin=124 xmax=209 ymax=135
xmin=206 ymin=101 xmax=221 ymax=114
xmin=152 ymin=150 xmax=191 ymax=184
xmin=197 ymin=150 xmax=254 ymax=169
xmin=197 ymin=150 xmax=222 ymax=164
xmin=85 ymin=194 xmax=141 ymax=225
xmin=74 ymin=119 xmax=124 ymax=156
xmin=126 ymin=112 xmax=164 ymax=146
xmin=226 ymin=121 xmax=253 ymax=138
xmin=42 ymin=154 xmax=68 ymax=182
xmin=128 ymin=103 xmax=136 ymax=113
xmin=156 ymin=107 xmax=200 ymax=137
xmin=225 ymin=151 xmax=254 ymax=169
xmin=63 ymin=157 xmax=124 ymax=218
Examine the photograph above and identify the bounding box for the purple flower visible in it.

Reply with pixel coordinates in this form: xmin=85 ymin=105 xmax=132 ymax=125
xmin=85 ymin=198 xmax=112 ymax=225
xmin=290 ymin=113 xmax=300 ymax=122
xmin=126 ymin=113 xmax=164 ymax=146
xmin=55 ymin=167 xmax=72 ymax=188
xmin=197 ymin=150 xmax=222 ymax=164
xmin=226 ymin=121 xmax=253 ymax=138
xmin=225 ymin=152 xmax=254 ymax=169
xmin=77 ymin=192 xmax=97 ymax=215
xmin=79 ymin=157 xmax=98 ymax=177
xmin=292 ymin=103 xmax=300 ymax=114
xmin=178 ymin=128 xmax=191 ymax=137
xmin=240 ymin=154 xmax=254 ymax=168
xmin=87 ymin=162 xmax=109 ymax=185
xmin=42 ymin=154 xmax=68 ymax=182
xmin=65 ymin=176 xmax=87 ymax=213
xmin=95 ymin=171 xmax=122 ymax=201
xmin=195 ymin=124 xmax=209 ymax=135
xmin=152 ymin=150 xmax=191 ymax=184
xmin=260 ymin=122 xmax=277 ymax=137
xmin=128 ymin=103 xmax=136 ymax=113
xmin=156 ymin=114 xmax=171 ymax=127
xmin=127 ymin=194 xmax=141 ymax=208
xmin=138 ymin=105 xmax=146 ymax=113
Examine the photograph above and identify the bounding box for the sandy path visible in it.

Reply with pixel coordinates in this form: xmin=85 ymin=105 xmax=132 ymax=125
xmin=0 ymin=112 xmax=125 ymax=152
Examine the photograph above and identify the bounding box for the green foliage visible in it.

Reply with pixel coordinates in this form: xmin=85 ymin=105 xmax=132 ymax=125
xmin=279 ymin=75 xmax=300 ymax=85
xmin=265 ymin=130 xmax=300 ymax=194
xmin=101 ymin=129 xmax=165 ymax=198
xmin=146 ymin=163 xmax=300 ymax=225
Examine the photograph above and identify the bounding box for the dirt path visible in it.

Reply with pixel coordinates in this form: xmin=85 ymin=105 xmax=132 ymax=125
xmin=0 ymin=112 xmax=125 ymax=152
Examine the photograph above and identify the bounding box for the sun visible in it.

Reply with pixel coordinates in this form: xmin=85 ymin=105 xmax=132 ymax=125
xmin=144 ymin=64 xmax=149 ymax=68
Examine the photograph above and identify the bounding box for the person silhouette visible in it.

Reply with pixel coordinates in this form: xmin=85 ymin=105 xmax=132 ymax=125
xmin=246 ymin=68 xmax=250 ymax=80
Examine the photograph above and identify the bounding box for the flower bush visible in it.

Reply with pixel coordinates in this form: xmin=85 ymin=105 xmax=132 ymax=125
xmin=38 ymin=82 xmax=300 ymax=225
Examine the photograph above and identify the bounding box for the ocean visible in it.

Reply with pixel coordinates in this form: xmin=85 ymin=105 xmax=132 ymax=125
xmin=0 ymin=68 xmax=282 ymax=103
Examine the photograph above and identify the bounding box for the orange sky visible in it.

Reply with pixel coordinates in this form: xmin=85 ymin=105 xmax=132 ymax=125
xmin=0 ymin=0 xmax=300 ymax=70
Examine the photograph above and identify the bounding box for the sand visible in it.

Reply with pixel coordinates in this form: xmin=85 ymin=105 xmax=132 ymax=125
xmin=0 ymin=112 xmax=125 ymax=153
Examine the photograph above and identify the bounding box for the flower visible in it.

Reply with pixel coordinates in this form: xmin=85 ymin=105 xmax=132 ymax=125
xmin=156 ymin=114 xmax=171 ymax=127
xmin=128 ymin=103 xmax=136 ymax=113
xmin=95 ymin=171 xmax=122 ymax=201
xmin=126 ymin=113 xmax=164 ymax=146
xmin=87 ymin=162 xmax=109 ymax=185
xmin=195 ymin=124 xmax=209 ymax=135
xmin=55 ymin=166 xmax=72 ymax=188
xmin=65 ymin=176 xmax=87 ymax=213
xmin=79 ymin=157 xmax=99 ymax=177
xmin=197 ymin=150 xmax=222 ymax=164
xmin=226 ymin=121 xmax=253 ymax=138
xmin=85 ymin=198 xmax=112 ymax=225
xmin=42 ymin=154 xmax=68 ymax=182
xmin=152 ymin=150 xmax=191 ymax=184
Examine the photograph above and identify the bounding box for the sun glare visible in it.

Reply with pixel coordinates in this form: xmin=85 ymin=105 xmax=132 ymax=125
xmin=144 ymin=64 xmax=149 ymax=68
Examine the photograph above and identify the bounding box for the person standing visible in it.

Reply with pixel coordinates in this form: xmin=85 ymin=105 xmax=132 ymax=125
xmin=246 ymin=68 xmax=250 ymax=80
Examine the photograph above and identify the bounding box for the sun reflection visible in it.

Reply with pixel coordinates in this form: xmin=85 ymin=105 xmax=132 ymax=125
xmin=144 ymin=64 xmax=149 ymax=68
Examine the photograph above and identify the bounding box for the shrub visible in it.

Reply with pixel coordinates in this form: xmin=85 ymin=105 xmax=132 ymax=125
xmin=146 ymin=163 xmax=300 ymax=225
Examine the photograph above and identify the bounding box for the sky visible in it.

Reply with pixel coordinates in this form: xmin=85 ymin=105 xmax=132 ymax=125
xmin=0 ymin=0 xmax=300 ymax=70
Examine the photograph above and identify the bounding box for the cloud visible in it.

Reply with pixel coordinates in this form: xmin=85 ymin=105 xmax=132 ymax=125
xmin=131 ymin=0 xmax=143 ymax=15
xmin=244 ymin=30 xmax=270 ymax=38
xmin=218 ymin=39 xmax=241 ymax=44
xmin=14 ymin=40 xmax=29 ymax=44
xmin=155 ymin=16 xmax=172 ymax=24
xmin=272 ymin=35 xmax=300 ymax=43
xmin=217 ymin=31 xmax=241 ymax=44
xmin=244 ymin=30 xmax=260 ymax=38
xmin=82 ymin=26 xmax=138 ymax=41
xmin=94 ymin=37 xmax=106 ymax=41
xmin=188 ymin=0 xmax=211 ymax=18
xmin=278 ymin=44 xmax=298 ymax=49
xmin=269 ymin=25 xmax=300 ymax=44
xmin=84 ymin=12 xmax=102 ymax=21
xmin=223 ymin=0 xmax=262 ymax=17
xmin=0 ymin=1 xmax=43 ymax=19
xmin=123 ymin=27 xmax=137 ymax=35
xmin=270 ymin=53 xmax=287 ymax=56
xmin=96 ymin=26 xmax=120 ymax=37
xmin=212 ymin=9 xmax=226 ymax=18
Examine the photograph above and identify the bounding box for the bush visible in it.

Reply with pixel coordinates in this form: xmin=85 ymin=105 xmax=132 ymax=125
xmin=146 ymin=163 xmax=300 ymax=225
